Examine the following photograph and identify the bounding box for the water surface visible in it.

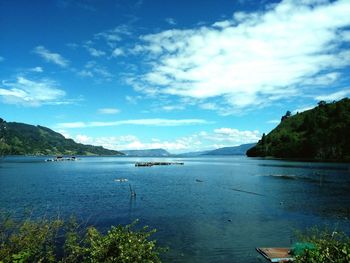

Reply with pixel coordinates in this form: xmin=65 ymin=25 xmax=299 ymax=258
xmin=1 ymin=156 xmax=349 ymax=262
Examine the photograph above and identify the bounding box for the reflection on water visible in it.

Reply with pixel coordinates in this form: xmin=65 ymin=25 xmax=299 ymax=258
xmin=0 ymin=156 xmax=349 ymax=262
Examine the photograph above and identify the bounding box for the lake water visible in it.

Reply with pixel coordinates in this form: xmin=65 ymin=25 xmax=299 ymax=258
xmin=1 ymin=156 xmax=350 ymax=262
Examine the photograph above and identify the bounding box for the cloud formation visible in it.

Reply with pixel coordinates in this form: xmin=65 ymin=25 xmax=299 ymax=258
xmin=77 ymin=61 xmax=112 ymax=80
xmin=315 ymin=89 xmax=350 ymax=102
xmin=33 ymin=46 xmax=69 ymax=67
xmin=165 ymin=18 xmax=177 ymax=25
xmin=132 ymin=0 xmax=350 ymax=113
xmin=95 ymin=25 xmax=132 ymax=47
xmin=0 ymin=77 xmax=66 ymax=106
xmin=72 ymin=127 xmax=260 ymax=153
xmin=112 ymin=48 xmax=124 ymax=57
xmin=98 ymin=108 xmax=120 ymax=114
xmin=86 ymin=47 xmax=106 ymax=57
xmin=57 ymin=118 xmax=211 ymax=129
xmin=30 ymin=66 xmax=44 ymax=73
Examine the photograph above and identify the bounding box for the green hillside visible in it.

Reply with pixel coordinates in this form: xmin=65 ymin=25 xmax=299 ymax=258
xmin=246 ymin=98 xmax=350 ymax=162
xmin=0 ymin=118 xmax=123 ymax=156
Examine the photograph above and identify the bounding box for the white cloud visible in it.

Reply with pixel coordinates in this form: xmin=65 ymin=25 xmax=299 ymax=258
xmin=30 ymin=66 xmax=43 ymax=73
xmin=33 ymin=46 xmax=69 ymax=67
xmin=72 ymin=127 xmax=259 ymax=153
xmin=95 ymin=25 xmax=132 ymax=47
xmin=58 ymin=122 xmax=87 ymax=128
xmin=0 ymin=77 xmax=66 ymax=106
xmin=212 ymin=128 xmax=260 ymax=144
xmin=112 ymin=48 xmax=124 ymax=57
xmin=293 ymin=105 xmax=315 ymax=114
xmin=78 ymin=61 xmax=112 ymax=80
xmin=315 ymin=88 xmax=350 ymax=102
xmin=78 ymin=70 xmax=94 ymax=77
xmin=165 ymin=18 xmax=177 ymax=25
xmin=76 ymin=134 xmax=93 ymax=144
xmin=98 ymin=108 xmax=120 ymax=114
xmin=131 ymin=0 xmax=350 ymax=113
xmin=302 ymin=72 xmax=340 ymax=86
xmin=86 ymin=47 xmax=106 ymax=57
xmin=162 ymin=105 xmax=185 ymax=111
xmin=57 ymin=118 xmax=210 ymax=129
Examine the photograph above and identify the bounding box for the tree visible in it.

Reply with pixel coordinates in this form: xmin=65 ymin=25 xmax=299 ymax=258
xmin=318 ymin=100 xmax=326 ymax=107
xmin=281 ymin=111 xmax=292 ymax=122
xmin=261 ymin=133 xmax=266 ymax=144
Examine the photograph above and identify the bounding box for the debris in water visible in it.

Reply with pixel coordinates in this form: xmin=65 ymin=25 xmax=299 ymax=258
xmin=230 ymin=188 xmax=265 ymax=196
xmin=114 ymin=178 xmax=128 ymax=182
xmin=129 ymin=184 xmax=136 ymax=197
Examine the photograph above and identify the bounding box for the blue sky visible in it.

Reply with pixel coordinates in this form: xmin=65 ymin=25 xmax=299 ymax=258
xmin=1 ymin=0 xmax=350 ymax=153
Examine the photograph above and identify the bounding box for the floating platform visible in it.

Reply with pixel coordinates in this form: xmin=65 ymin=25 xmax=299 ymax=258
xmin=114 ymin=178 xmax=128 ymax=182
xmin=256 ymin=248 xmax=294 ymax=262
xmin=45 ymin=156 xmax=77 ymax=162
xmin=135 ymin=161 xmax=184 ymax=167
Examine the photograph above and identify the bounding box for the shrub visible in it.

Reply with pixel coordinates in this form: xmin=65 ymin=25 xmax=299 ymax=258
xmin=0 ymin=214 xmax=163 ymax=263
xmin=295 ymin=228 xmax=350 ymax=263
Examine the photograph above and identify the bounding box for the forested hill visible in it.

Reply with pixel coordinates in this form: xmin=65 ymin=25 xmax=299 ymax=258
xmin=0 ymin=118 xmax=123 ymax=156
xmin=246 ymin=98 xmax=350 ymax=162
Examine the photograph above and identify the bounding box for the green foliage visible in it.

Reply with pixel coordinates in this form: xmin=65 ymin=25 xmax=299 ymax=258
xmin=0 ymin=214 xmax=63 ymax=263
xmin=0 ymin=214 xmax=163 ymax=263
xmin=0 ymin=120 xmax=124 ymax=156
xmin=295 ymin=228 xmax=350 ymax=263
xmin=247 ymin=98 xmax=350 ymax=161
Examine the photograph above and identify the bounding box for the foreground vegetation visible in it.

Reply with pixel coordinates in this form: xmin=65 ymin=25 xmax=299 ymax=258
xmin=295 ymin=228 xmax=350 ymax=263
xmin=247 ymin=98 xmax=350 ymax=161
xmin=0 ymin=118 xmax=123 ymax=156
xmin=1 ymin=213 xmax=350 ymax=263
xmin=0 ymin=215 xmax=162 ymax=263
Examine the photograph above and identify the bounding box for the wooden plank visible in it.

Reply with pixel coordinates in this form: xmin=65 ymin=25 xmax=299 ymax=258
xmin=256 ymin=248 xmax=294 ymax=262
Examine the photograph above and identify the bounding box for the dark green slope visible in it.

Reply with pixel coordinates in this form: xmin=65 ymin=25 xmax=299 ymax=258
xmin=0 ymin=118 xmax=123 ymax=156
xmin=246 ymin=98 xmax=350 ymax=161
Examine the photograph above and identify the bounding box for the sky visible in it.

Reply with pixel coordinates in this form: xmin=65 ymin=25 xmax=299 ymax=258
xmin=1 ymin=0 xmax=350 ymax=153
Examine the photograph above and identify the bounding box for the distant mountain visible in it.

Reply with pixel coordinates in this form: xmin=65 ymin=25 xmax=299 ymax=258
xmin=175 ymin=150 xmax=211 ymax=157
xmin=121 ymin=148 xmax=171 ymax=157
xmin=246 ymin=98 xmax=350 ymax=161
xmin=175 ymin=143 xmax=257 ymax=157
xmin=0 ymin=118 xmax=123 ymax=156
xmin=204 ymin=143 xmax=257 ymax=155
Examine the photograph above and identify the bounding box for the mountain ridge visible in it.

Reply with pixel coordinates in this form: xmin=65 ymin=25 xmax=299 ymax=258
xmin=203 ymin=143 xmax=256 ymax=155
xmin=0 ymin=118 xmax=123 ymax=156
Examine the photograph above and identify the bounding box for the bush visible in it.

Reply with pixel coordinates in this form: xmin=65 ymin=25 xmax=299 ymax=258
xmin=0 ymin=214 xmax=163 ymax=263
xmin=295 ymin=228 xmax=350 ymax=263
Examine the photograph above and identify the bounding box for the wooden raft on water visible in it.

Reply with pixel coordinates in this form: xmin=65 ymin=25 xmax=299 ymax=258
xmin=256 ymin=247 xmax=294 ymax=262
